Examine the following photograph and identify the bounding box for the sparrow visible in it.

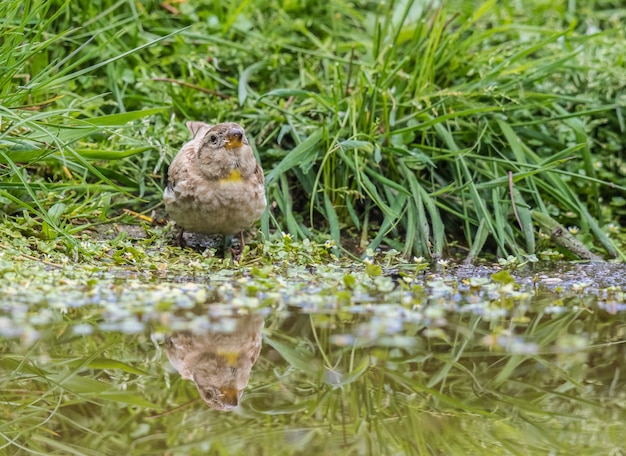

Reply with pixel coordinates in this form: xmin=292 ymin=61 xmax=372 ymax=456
xmin=163 ymin=121 xmax=266 ymax=252
xmin=165 ymin=314 xmax=264 ymax=411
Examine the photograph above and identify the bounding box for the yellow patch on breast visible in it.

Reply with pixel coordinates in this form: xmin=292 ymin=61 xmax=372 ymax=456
xmin=217 ymin=350 xmax=240 ymax=366
xmin=219 ymin=168 xmax=243 ymax=183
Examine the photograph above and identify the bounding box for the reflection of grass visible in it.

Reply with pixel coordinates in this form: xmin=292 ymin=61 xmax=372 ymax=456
xmin=1 ymin=0 xmax=625 ymax=258
xmin=257 ymin=311 xmax=625 ymax=455
xmin=0 ymin=254 xmax=625 ymax=453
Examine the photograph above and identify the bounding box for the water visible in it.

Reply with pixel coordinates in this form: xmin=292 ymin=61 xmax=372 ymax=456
xmin=1 ymin=261 xmax=625 ymax=455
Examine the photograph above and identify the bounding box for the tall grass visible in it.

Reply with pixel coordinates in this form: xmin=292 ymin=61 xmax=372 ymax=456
xmin=257 ymin=0 xmax=626 ymax=260
xmin=0 ymin=1 xmax=174 ymax=248
xmin=1 ymin=0 xmax=624 ymax=260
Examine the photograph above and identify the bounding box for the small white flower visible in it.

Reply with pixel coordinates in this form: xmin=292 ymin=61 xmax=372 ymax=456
xmin=571 ymin=281 xmax=592 ymax=292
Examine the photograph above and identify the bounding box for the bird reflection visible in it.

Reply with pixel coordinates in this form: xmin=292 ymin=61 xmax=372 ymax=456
xmin=165 ymin=314 xmax=263 ymax=411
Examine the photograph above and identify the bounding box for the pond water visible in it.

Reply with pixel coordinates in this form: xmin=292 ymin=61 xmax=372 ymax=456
xmin=1 ymin=259 xmax=625 ymax=455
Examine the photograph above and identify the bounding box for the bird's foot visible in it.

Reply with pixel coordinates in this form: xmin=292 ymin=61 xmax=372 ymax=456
xmin=225 ymin=232 xmax=245 ymax=261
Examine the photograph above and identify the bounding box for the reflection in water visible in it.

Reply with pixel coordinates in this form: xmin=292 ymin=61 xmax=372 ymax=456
xmin=165 ymin=314 xmax=263 ymax=410
xmin=3 ymin=262 xmax=626 ymax=454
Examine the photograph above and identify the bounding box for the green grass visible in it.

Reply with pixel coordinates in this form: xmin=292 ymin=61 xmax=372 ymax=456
xmin=2 ymin=3 xmax=626 ymax=452
xmin=1 ymin=0 xmax=625 ymax=260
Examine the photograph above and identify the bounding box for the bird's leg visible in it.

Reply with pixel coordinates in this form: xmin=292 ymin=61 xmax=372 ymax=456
xmin=226 ymin=232 xmax=245 ymax=261
xmin=174 ymin=228 xmax=186 ymax=247
xmin=239 ymin=231 xmax=246 ymax=252
xmin=222 ymin=234 xmax=234 ymax=259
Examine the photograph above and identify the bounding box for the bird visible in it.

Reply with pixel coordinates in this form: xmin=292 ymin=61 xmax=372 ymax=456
xmin=163 ymin=121 xmax=266 ymax=253
xmin=164 ymin=314 xmax=264 ymax=410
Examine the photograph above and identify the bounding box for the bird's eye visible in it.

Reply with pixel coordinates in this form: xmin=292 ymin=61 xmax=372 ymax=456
xmin=209 ymin=134 xmax=218 ymax=144
xmin=204 ymin=389 xmax=215 ymax=400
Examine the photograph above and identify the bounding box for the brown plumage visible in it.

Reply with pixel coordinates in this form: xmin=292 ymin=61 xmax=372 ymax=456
xmin=163 ymin=121 xmax=266 ymax=249
xmin=165 ymin=314 xmax=264 ymax=411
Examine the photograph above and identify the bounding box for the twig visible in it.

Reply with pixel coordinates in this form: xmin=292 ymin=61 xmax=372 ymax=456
xmin=159 ymin=2 xmax=180 ymax=15
xmin=122 ymin=208 xmax=155 ymax=224
xmin=531 ymin=211 xmax=604 ymax=261
xmin=0 ymin=243 xmax=64 ymax=269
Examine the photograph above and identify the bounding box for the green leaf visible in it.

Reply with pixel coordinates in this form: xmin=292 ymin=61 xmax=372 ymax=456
xmin=365 ymin=263 xmax=382 ymax=278
xmin=491 ymin=270 xmax=515 ymax=284
xmin=263 ymin=335 xmax=321 ymax=376
xmin=70 ymin=357 xmax=151 ymax=376
xmin=266 ymin=129 xmax=323 ymax=185
xmin=343 ymin=274 xmax=356 ymax=289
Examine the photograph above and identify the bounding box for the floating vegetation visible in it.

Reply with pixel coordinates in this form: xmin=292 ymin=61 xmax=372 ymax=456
xmin=1 ymin=234 xmax=626 ymax=454
xmin=2 ymin=242 xmax=624 ymax=345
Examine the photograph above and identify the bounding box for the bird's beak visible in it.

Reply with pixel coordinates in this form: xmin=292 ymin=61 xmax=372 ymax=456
xmin=220 ymin=387 xmax=240 ymax=407
xmin=224 ymin=126 xmax=244 ymax=150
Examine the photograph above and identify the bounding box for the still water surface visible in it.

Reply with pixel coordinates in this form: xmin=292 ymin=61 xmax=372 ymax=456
xmin=1 ymin=261 xmax=625 ymax=455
